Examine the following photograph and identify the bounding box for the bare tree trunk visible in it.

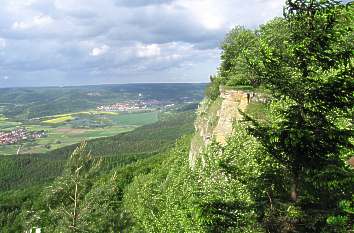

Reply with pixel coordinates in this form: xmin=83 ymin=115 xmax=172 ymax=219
xmin=291 ymin=172 xmax=299 ymax=202
xmin=72 ymin=182 xmax=78 ymax=230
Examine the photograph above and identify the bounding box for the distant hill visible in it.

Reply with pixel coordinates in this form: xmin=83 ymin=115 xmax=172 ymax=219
xmin=0 ymin=83 xmax=206 ymax=120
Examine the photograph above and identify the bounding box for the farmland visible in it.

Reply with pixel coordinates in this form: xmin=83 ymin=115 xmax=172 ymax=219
xmin=0 ymin=111 xmax=159 ymax=155
xmin=0 ymin=83 xmax=206 ymax=155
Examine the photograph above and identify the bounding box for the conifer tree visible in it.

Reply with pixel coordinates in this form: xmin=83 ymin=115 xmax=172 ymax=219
xmin=44 ymin=142 xmax=101 ymax=232
xmin=249 ymin=0 xmax=353 ymax=202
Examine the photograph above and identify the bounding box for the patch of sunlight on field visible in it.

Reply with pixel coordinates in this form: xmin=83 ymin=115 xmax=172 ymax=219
xmin=0 ymin=115 xmax=8 ymax=122
xmin=43 ymin=115 xmax=74 ymax=124
xmin=40 ymin=111 xmax=119 ymax=120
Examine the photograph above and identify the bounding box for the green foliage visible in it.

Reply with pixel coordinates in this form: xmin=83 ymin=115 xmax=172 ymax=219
xmin=201 ymin=1 xmax=354 ymax=232
xmin=205 ymin=75 xmax=222 ymax=101
xmin=1 ymin=2 xmax=353 ymax=232
xmin=0 ymin=186 xmax=42 ymax=232
xmin=192 ymin=125 xmax=266 ymax=233
xmin=0 ymin=110 xmax=196 ymax=231
xmin=0 ymin=111 xmax=195 ymax=192
xmin=125 ymin=124 xmax=277 ymax=232
xmin=326 ymin=195 xmax=354 ymax=232
xmin=219 ymin=26 xmax=261 ymax=87
xmin=243 ymin=0 xmax=354 ymax=231
xmin=124 ymin=137 xmax=204 ymax=232
xmin=29 ymin=142 xmax=101 ymax=232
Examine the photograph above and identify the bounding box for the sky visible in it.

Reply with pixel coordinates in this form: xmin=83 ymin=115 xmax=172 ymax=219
xmin=0 ymin=0 xmax=287 ymax=87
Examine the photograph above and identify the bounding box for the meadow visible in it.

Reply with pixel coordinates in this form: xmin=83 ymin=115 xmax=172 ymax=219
xmin=0 ymin=111 xmax=159 ymax=155
xmin=0 ymin=84 xmax=205 ymax=155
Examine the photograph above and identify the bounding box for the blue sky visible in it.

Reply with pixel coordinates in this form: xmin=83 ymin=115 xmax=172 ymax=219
xmin=0 ymin=0 xmax=288 ymax=87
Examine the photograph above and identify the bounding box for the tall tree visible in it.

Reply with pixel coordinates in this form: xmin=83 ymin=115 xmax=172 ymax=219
xmin=43 ymin=142 xmax=101 ymax=232
xmin=249 ymin=0 xmax=353 ymax=202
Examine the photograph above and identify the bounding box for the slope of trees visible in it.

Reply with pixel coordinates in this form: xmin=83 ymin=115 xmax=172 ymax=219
xmin=1 ymin=1 xmax=352 ymax=232
xmin=125 ymin=1 xmax=353 ymax=232
xmin=0 ymin=110 xmax=196 ymax=232
xmin=0 ymin=111 xmax=195 ymax=192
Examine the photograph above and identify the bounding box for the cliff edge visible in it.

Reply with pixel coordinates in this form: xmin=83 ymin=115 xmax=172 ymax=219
xmin=189 ymin=86 xmax=266 ymax=168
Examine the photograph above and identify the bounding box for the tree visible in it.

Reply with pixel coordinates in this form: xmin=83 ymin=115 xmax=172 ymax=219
xmin=43 ymin=142 xmax=101 ymax=232
xmin=219 ymin=26 xmax=260 ymax=87
xmin=248 ymin=0 xmax=353 ymax=202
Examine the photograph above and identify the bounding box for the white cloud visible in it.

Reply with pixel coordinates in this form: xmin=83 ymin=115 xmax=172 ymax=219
xmin=0 ymin=0 xmax=286 ymax=86
xmin=136 ymin=43 xmax=161 ymax=58
xmin=90 ymin=45 xmax=110 ymax=56
xmin=3 ymin=76 xmax=9 ymax=80
xmin=12 ymin=15 xmax=53 ymax=30
xmin=0 ymin=38 xmax=6 ymax=49
xmin=175 ymin=0 xmax=225 ymax=30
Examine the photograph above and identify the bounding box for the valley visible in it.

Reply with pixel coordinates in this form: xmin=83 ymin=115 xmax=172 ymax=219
xmin=0 ymin=83 xmax=206 ymax=155
xmin=0 ymin=1 xmax=352 ymax=232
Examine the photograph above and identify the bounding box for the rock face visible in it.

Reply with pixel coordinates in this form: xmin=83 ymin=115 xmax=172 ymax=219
xmin=214 ymin=88 xmax=250 ymax=145
xmin=189 ymin=87 xmax=258 ymax=168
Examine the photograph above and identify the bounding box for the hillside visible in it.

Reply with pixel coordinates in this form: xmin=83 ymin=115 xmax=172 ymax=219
xmin=0 ymin=110 xmax=197 ymax=232
xmin=0 ymin=1 xmax=353 ymax=233
xmin=120 ymin=2 xmax=354 ymax=233
xmin=0 ymin=83 xmax=206 ymax=120
xmin=0 ymin=83 xmax=205 ymax=155
xmin=0 ymin=111 xmax=195 ymax=192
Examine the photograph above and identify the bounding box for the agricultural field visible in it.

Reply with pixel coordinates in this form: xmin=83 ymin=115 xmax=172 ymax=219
xmin=0 ymin=110 xmax=159 ymax=155
xmin=0 ymin=83 xmax=205 ymax=156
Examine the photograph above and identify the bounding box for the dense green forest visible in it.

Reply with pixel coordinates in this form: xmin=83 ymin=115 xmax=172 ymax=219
xmin=1 ymin=0 xmax=353 ymax=232
xmin=0 ymin=110 xmax=196 ymax=231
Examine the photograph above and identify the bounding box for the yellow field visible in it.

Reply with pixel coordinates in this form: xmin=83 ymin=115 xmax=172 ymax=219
xmin=41 ymin=111 xmax=118 ymax=119
xmin=43 ymin=115 xmax=74 ymax=124
xmin=41 ymin=111 xmax=119 ymax=123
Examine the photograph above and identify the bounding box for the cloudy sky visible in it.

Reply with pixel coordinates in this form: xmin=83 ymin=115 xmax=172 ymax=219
xmin=0 ymin=0 xmax=287 ymax=87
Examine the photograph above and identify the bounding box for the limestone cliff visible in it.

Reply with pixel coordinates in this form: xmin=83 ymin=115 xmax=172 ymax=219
xmin=189 ymin=86 xmax=266 ymax=168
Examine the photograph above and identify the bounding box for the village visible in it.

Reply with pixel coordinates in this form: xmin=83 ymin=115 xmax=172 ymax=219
xmin=0 ymin=128 xmax=47 ymax=145
xmin=96 ymin=99 xmax=182 ymax=113
xmin=96 ymin=102 xmax=148 ymax=112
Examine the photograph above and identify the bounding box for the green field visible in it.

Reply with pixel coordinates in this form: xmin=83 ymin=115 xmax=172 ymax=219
xmin=0 ymin=83 xmax=205 ymax=156
xmin=0 ymin=114 xmax=21 ymax=130
xmin=0 ymin=111 xmax=159 ymax=155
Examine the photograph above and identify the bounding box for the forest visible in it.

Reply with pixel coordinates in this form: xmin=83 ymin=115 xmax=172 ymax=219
xmin=0 ymin=0 xmax=353 ymax=232
xmin=0 ymin=110 xmax=196 ymax=231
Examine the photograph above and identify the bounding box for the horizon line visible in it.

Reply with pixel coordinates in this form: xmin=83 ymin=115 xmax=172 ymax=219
xmin=0 ymin=82 xmax=209 ymax=89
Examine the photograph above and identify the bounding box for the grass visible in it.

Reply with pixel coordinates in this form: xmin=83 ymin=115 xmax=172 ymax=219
xmin=111 ymin=111 xmax=159 ymax=126
xmin=0 ymin=125 xmax=136 ymax=155
xmin=245 ymin=102 xmax=269 ymax=122
xmin=0 ymin=121 xmax=22 ymax=130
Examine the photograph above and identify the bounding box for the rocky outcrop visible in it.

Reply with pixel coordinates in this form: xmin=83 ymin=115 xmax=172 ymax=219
xmin=214 ymin=89 xmax=250 ymax=145
xmin=189 ymin=86 xmax=264 ymax=168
